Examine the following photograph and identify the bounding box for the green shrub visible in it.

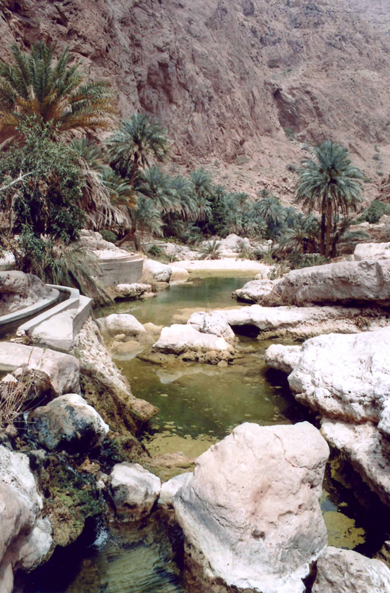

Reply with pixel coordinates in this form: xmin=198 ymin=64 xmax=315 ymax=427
xmin=284 ymin=128 xmax=296 ymax=139
xmin=100 ymin=230 xmax=117 ymax=243
xmin=148 ymin=244 xmax=164 ymax=257
xmin=356 ymin=200 xmax=390 ymax=224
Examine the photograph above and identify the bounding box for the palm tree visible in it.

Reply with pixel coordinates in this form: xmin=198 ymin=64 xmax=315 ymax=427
xmin=137 ymin=166 xmax=179 ymax=214
xmin=256 ymin=191 xmax=285 ymax=238
xmin=106 ymin=113 xmax=169 ymax=185
xmin=0 ymin=42 xmax=116 ymax=141
xmin=295 ymin=141 xmax=363 ymax=257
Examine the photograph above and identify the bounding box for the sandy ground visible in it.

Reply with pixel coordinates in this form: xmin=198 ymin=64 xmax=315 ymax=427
xmin=171 ymin=259 xmax=272 ymax=278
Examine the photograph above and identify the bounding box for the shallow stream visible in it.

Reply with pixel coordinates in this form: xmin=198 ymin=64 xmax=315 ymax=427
xmin=19 ymin=277 xmax=390 ymax=593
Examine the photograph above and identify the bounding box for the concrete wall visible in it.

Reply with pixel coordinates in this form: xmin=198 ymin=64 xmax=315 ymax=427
xmin=98 ymin=256 xmax=143 ymax=287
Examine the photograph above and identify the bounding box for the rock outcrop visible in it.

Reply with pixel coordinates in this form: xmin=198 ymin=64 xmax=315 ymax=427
xmin=265 ymin=344 xmax=302 ymax=374
xmin=97 ymin=313 xmax=146 ymax=337
xmin=158 ymin=472 xmax=192 ymax=507
xmin=110 ymin=463 xmax=161 ymax=521
xmin=312 ymin=546 xmax=390 ymax=593
xmin=142 ymin=259 xmax=172 ymax=283
xmin=173 ymin=422 xmax=329 ymax=593
xmin=288 ymin=328 xmax=390 ymax=424
xmin=354 ymin=242 xmax=390 ymax=261
xmin=0 ymin=343 xmax=80 ymax=396
xmin=152 ymin=324 xmax=234 ymax=364
xmin=0 ymin=446 xmax=52 ymax=593
xmin=234 ymin=260 xmax=390 ymax=306
xmin=0 ymin=271 xmax=52 ymax=316
xmin=111 ymin=283 xmax=152 ymax=300
xmin=28 ymin=394 xmax=109 ymax=453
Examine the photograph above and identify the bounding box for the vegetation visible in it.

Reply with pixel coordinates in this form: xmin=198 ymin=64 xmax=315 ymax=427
xmin=0 ymin=42 xmax=116 ymax=142
xmin=0 ymin=42 xmax=378 ymax=296
xmin=295 ymin=141 xmax=363 ymax=257
xmin=357 ymin=200 xmax=390 ymax=224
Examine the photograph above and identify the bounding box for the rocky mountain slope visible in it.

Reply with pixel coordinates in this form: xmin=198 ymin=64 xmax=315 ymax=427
xmin=0 ymin=0 xmax=390 ymax=200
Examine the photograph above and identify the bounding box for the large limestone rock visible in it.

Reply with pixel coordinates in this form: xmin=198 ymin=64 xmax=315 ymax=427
xmin=354 ymin=242 xmax=390 ymax=261
xmin=142 ymin=259 xmax=172 ymax=283
xmin=158 ymin=472 xmax=192 ymax=507
xmin=321 ymin=420 xmax=390 ymax=508
xmin=28 ymin=394 xmax=109 ymax=453
xmin=0 ymin=271 xmax=51 ymax=316
xmin=111 ymin=282 xmax=152 ymax=299
xmin=98 ymin=313 xmax=146 ymax=337
xmin=265 ymin=344 xmax=302 ymax=374
xmin=110 ymin=463 xmax=161 ymax=521
xmin=0 ymin=343 xmax=79 ymax=396
xmin=173 ymin=422 xmax=329 ymax=593
xmin=188 ymin=304 xmax=385 ymax=340
xmin=312 ymin=546 xmax=390 ymax=592
xmin=288 ymin=328 xmax=390 ymax=423
xmin=234 ymin=259 xmax=390 ymax=306
xmin=0 ymin=447 xmax=52 ymax=593
xmin=153 ymin=324 xmax=234 ymax=363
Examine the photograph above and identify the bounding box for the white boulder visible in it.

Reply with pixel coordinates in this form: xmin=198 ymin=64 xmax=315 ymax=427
xmin=188 ymin=312 xmax=235 ymax=342
xmin=158 ymin=472 xmax=192 ymax=507
xmin=265 ymin=344 xmax=302 ymax=374
xmin=173 ymin=422 xmax=329 ymax=593
xmin=0 ymin=271 xmax=51 ymax=316
xmin=354 ymin=242 xmax=390 ymax=261
xmin=100 ymin=313 xmax=146 ymax=337
xmin=288 ymin=328 xmax=390 ymax=423
xmin=0 ymin=343 xmax=79 ymax=396
xmin=169 ymin=267 xmax=190 ymax=283
xmin=28 ymin=394 xmax=109 ymax=452
xmin=110 ymin=463 xmax=161 ymax=521
xmin=234 ymin=259 xmax=390 ymax=305
xmin=112 ymin=283 xmax=152 ymax=299
xmin=312 ymin=546 xmax=390 ymax=593
xmin=153 ymin=324 xmax=233 ymax=363
xmin=142 ymin=259 xmax=172 ymax=283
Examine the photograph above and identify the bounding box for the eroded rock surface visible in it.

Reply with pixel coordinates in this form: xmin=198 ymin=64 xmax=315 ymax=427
xmin=265 ymin=344 xmax=302 ymax=374
xmin=234 ymin=260 xmax=390 ymax=306
xmin=312 ymin=546 xmax=390 ymax=593
xmin=142 ymin=259 xmax=172 ymax=283
xmin=173 ymin=422 xmax=329 ymax=593
xmin=0 ymin=271 xmax=51 ymax=316
xmin=153 ymin=324 xmax=234 ymax=364
xmin=288 ymin=328 xmax=390 ymax=423
xmin=110 ymin=463 xmax=161 ymax=521
xmin=98 ymin=313 xmax=146 ymax=337
xmin=28 ymin=394 xmax=109 ymax=453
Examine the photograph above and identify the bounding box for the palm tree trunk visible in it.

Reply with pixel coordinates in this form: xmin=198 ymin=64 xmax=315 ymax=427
xmin=129 ymin=153 xmax=139 ymax=188
xmin=320 ymin=211 xmax=326 ymax=256
xmin=325 ymin=200 xmax=332 ymax=258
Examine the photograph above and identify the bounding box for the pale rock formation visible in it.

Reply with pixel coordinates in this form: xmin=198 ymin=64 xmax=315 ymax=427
xmin=288 ymin=328 xmax=390 ymax=423
xmin=265 ymin=344 xmax=302 ymax=374
xmin=79 ymin=230 xmax=128 ymax=255
xmin=28 ymin=394 xmax=109 ymax=452
xmin=110 ymin=463 xmax=161 ymax=521
xmin=169 ymin=267 xmax=190 ymax=283
xmin=354 ymin=242 xmax=390 ymax=261
xmin=173 ymin=422 xmax=329 ymax=593
xmin=158 ymin=472 xmax=192 ymax=507
xmin=0 ymin=271 xmax=51 ymax=316
xmin=321 ymin=420 xmax=390 ymax=508
xmin=142 ymin=259 xmax=172 ymax=283
xmin=312 ymin=546 xmax=390 ymax=593
xmin=234 ymin=260 xmax=390 ymax=306
xmin=189 ymin=305 xmax=385 ymax=340
xmin=0 ymin=447 xmax=52 ymax=593
xmin=111 ymin=283 xmax=152 ymax=299
xmin=98 ymin=313 xmax=146 ymax=337
xmin=188 ymin=311 xmax=236 ymax=342
xmin=153 ymin=324 xmax=234 ymax=363
xmin=0 ymin=343 xmax=79 ymax=396
xmin=31 ymin=310 xmax=76 ymax=352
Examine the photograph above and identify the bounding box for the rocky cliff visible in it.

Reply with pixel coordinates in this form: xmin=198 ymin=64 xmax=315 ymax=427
xmin=1 ymin=0 xmax=390 ymax=199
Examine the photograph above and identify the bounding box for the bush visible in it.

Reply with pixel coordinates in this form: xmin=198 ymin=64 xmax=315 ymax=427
xmin=148 ymin=244 xmax=164 ymax=257
xmin=100 ymin=230 xmax=117 ymax=243
xmin=357 ymin=200 xmax=390 ymax=224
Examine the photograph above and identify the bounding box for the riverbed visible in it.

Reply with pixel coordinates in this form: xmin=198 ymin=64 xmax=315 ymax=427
xmin=19 ymin=277 xmax=390 ymax=593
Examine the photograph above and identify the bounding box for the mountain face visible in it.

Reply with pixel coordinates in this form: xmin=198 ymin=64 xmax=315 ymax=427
xmin=1 ymin=0 xmax=390 ymax=199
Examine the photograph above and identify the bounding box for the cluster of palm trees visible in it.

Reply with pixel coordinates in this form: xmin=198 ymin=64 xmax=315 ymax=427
xmin=0 ymin=41 xmax=369 ymax=277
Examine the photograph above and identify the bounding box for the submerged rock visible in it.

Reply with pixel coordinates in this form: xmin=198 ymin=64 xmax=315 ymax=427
xmin=312 ymin=546 xmax=390 ymax=592
xmin=234 ymin=259 xmax=390 ymax=306
xmin=28 ymin=394 xmax=109 ymax=453
xmin=110 ymin=463 xmax=161 ymax=521
xmin=152 ymin=324 xmax=234 ymax=364
xmin=173 ymin=422 xmax=329 ymax=593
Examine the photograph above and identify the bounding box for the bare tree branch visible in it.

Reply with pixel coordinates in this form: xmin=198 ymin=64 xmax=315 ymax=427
xmin=0 ymin=171 xmax=33 ymax=193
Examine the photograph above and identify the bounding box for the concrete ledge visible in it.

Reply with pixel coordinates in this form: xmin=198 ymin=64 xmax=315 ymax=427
xmin=0 ymin=288 xmax=60 ymax=328
xmin=17 ymin=286 xmax=80 ymax=335
xmin=97 ymin=256 xmax=143 ymax=287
